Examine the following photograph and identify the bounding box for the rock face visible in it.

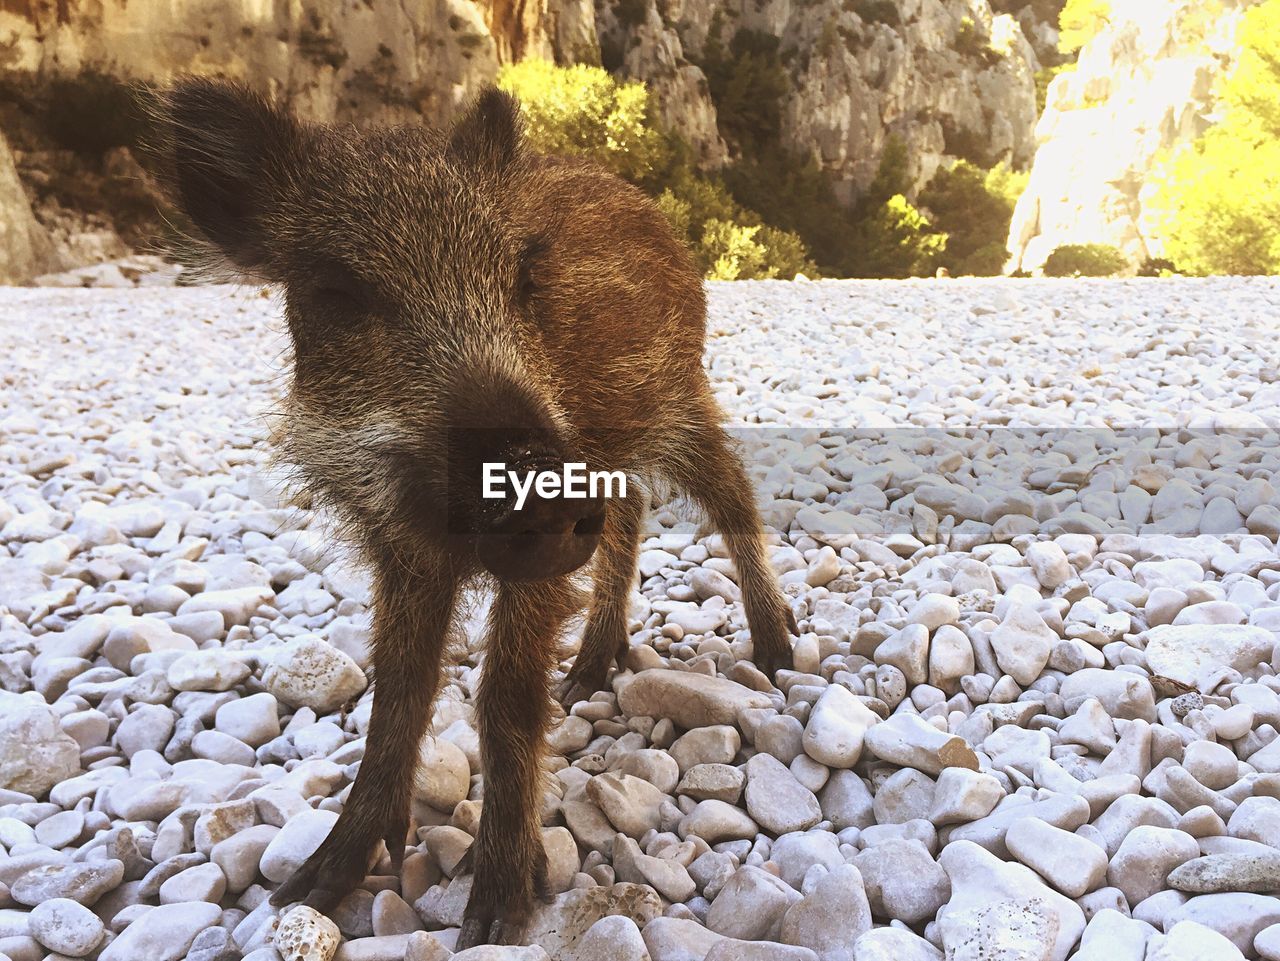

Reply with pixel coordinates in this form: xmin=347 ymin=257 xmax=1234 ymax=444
xmin=0 ymin=0 xmax=1042 ymax=202
xmin=1007 ymin=0 xmax=1261 ymax=272
xmin=0 ymin=132 xmax=58 ymax=284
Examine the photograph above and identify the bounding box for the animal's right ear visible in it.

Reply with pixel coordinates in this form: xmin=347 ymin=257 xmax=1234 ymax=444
xmin=155 ymin=78 xmax=299 ymax=273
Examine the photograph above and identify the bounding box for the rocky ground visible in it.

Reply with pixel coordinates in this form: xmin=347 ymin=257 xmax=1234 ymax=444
xmin=1 ymin=277 xmax=1280 ymax=961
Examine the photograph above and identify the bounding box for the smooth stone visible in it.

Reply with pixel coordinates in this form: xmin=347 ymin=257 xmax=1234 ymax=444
xmin=98 ymin=902 xmax=223 ymax=961
xmin=1167 ymin=852 xmax=1280 ymax=894
xmin=1107 ymin=827 xmax=1200 ymax=906
xmin=1144 ymin=625 xmax=1274 ymax=692
xmin=863 ymin=713 xmax=978 ymax=775
xmin=1165 ymin=893 xmax=1280 ymax=953
xmin=853 ymin=839 xmax=950 ymax=924
xmin=617 ymin=671 xmax=771 ymax=729
xmin=260 ymin=809 xmax=340 ymax=884
xmin=938 ymin=840 xmax=1085 ymax=961
xmin=28 ymin=898 xmax=105 ymax=957
xmin=0 ymin=691 xmax=82 ymax=798
xmin=1006 ymin=817 xmax=1107 ymax=899
xmin=801 ymin=685 xmax=881 ymax=768
xmin=10 ymin=860 xmax=124 ymax=908
xmin=744 ymin=753 xmax=821 ymax=835
xmin=706 ymin=866 xmax=801 ymax=942
xmin=1147 ymin=920 xmax=1246 ymax=961
xmin=779 ymin=863 xmax=872 ymax=957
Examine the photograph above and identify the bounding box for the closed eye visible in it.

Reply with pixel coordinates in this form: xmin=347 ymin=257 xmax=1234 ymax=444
xmin=305 ymin=262 xmax=376 ymax=315
xmin=517 ymin=234 xmax=550 ymax=304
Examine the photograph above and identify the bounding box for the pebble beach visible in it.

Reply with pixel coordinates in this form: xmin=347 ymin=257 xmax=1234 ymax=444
xmin=1 ymin=277 xmax=1279 ymax=961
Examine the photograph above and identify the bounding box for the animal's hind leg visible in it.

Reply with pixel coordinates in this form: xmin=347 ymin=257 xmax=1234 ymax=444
xmin=557 ymin=487 xmax=645 ymax=706
xmin=661 ymin=420 xmax=796 ymax=679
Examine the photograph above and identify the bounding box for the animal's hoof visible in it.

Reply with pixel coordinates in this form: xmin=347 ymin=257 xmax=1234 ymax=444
xmin=456 ymin=892 xmax=540 ymax=950
xmin=269 ymin=827 xmax=383 ymax=913
xmin=555 ymin=669 xmax=606 ymax=709
xmin=456 ymin=844 xmax=550 ymax=949
xmin=753 ymin=645 xmax=795 ymax=682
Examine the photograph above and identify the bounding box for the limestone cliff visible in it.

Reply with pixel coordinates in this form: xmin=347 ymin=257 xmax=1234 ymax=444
xmin=1007 ymin=0 xmax=1260 ymax=272
xmin=0 ymin=0 xmax=1044 ymax=220
xmin=0 ymin=131 xmax=58 ymax=284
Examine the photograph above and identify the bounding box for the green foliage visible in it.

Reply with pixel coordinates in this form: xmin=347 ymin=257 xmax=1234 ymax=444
xmin=497 ymin=60 xmax=1022 ymax=281
xmin=1042 ymin=243 xmax=1128 ymax=277
xmin=699 ymin=220 xmax=815 ymax=280
xmin=496 ymin=60 xmax=667 ymax=183
xmin=984 ymin=159 xmax=1030 ymax=209
xmin=918 ymin=160 xmax=1023 ymax=275
xmin=1058 ymin=0 xmax=1110 ymax=54
xmin=1148 ymin=0 xmax=1280 ymax=276
xmin=721 ymin=146 xmax=855 ymax=273
xmin=657 ymin=168 xmax=818 ymax=279
xmin=862 ymin=135 xmax=912 ymax=207
xmin=696 ymin=28 xmax=790 ymax=152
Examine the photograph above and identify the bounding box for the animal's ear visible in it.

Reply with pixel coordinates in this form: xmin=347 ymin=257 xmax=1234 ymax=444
xmin=447 ymin=87 xmax=523 ymax=175
xmin=155 ymin=78 xmax=300 ymax=273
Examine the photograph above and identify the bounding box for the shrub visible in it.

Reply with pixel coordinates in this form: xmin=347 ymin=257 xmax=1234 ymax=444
xmin=496 ymin=60 xmax=667 ymax=183
xmin=1058 ymin=0 xmax=1110 ymax=54
xmin=1042 ymin=243 xmax=1128 ymax=276
xmin=699 ymin=220 xmax=814 ymax=280
xmin=658 ymin=172 xmax=817 ymax=279
xmin=1148 ymin=0 xmax=1280 ymax=275
xmin=721 ymin=145 xmax=855 ymax=273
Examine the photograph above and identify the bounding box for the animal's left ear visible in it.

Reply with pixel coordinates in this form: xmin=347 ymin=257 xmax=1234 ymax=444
xmin=447 ymin=87 xmax=523 ymax=174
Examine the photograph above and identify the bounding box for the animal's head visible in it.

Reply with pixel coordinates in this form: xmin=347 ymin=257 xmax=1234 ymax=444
xmin=157 ymin=79 xmax=604 ymax=581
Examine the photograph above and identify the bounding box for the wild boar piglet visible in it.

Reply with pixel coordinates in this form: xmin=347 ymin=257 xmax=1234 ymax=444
xmin=156 ymin=78 xmax=795 ymax=948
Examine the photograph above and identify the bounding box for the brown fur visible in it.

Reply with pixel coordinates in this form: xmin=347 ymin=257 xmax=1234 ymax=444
xmin=154 ymin=78 xmax=795 ymax=948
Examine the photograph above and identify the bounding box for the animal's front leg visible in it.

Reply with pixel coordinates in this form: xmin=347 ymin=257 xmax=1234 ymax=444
xmin=272 ymin=553 xmax=457 ymax=912
xmin=457 ymin=577 xmax=579 ymax=948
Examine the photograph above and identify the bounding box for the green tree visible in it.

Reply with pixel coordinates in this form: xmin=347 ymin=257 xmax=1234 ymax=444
xmin=1148 ymin=0 xmax=1280 ymax=275
xmin=697 ymin=28 xmax=791 ymax=152
xmin=918 ymin=160 xmax=1022 ymax=275
xmin=496 ymin=60 xmax=667 ymax=182
xmin=849 ymin=195 xmax=948 ymax=278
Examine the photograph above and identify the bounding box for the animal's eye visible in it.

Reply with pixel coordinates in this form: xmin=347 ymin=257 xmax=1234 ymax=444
xmin=305 ymin=264 xmax=373 ymax=315
xmin=517 ymin=235 xmax=550 ymax=304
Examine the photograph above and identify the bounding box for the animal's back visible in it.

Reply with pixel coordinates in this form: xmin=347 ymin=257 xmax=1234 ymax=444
xmin=505 ymin=155 xmax=712 ymax=440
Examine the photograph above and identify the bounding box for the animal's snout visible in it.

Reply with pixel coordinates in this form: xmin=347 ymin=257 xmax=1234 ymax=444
xmin=476 ymin=449 xmax=606 ymax=581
